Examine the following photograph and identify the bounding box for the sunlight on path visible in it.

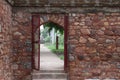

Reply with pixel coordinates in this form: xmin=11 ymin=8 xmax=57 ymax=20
xmin=40 ymin=44 xmax=64 ymax=70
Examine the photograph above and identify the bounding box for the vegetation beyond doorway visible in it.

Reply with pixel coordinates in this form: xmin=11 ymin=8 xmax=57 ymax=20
xmin=40 ymin=22 xmax=64 ymax=60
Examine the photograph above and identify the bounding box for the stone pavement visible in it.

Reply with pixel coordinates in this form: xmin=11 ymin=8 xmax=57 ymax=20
xmin=40 ymin=44 xmax=64 ymax=70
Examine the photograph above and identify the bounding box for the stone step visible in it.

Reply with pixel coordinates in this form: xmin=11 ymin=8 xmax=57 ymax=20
xmin=32 ymin=73 xmax=67 ymax=79
xmin=33 ymin=70 xmax=65 ymax=73
xmin=33 ymin=79 xmax=67 ymax=80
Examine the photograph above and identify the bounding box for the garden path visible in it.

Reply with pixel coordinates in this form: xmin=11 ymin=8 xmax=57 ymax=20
xmin=40 ymin=44 xmax=64 ymax=70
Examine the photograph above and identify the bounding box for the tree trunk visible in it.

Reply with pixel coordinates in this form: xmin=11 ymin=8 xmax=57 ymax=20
xmin=56 ymin=36 xmax=59 ymax=49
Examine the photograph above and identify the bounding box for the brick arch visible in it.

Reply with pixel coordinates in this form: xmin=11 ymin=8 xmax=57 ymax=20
xmin=40 ymin=21 xmax=64 ymax=31
xmin=40 ymin=14 xmax=65 ymax=28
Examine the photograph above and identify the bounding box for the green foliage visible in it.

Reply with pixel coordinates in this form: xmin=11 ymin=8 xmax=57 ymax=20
xmin=46 ymin=44 xmax=64 ymax=52
xmin=59 ymin=55 xmax=64 ymax=60
xmin=41 ymin=27 xmax=49 ymax=38
xmin=59 ymin=34 xmax=64 ymax=45
xmin=44 ymin=22 xmax=64 ymax=35
xmin=44 ymin=36 xmax=50 ymax=43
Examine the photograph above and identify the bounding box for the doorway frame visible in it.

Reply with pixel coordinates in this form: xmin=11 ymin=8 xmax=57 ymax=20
xmin=31 ymin=14 xmax=69 ymax=72
xmin=32 ymin=14 xmax=40 ymax=70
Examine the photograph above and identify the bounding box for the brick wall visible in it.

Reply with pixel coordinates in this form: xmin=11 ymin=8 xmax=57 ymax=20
xmin=1 ymin=0 xmax=120 ymax=80
xmin=11 ymin=9 xmax=120 ymax=80
xmin=0 ymin=0 xmax=13 ymax=80
xmin=12 ymin=10 xmax=32 ymax=80
xmin=68 ymin=13 xmax=120 ymax=80
xmin=12 ymin=12 xmax=65 ymax=80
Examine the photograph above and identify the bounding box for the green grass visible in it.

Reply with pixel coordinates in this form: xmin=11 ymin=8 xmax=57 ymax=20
xmin=59 ymin=55 xmax=64 ymax=60
xmin=45 ymin=43 xmax=64 ymax=60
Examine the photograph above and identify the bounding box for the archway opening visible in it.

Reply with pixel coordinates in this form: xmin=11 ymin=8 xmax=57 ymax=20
xmin=32 ymin=14 xmax=68 ymax=80
xmin=40 ymin=21 xmax=64 ymax=70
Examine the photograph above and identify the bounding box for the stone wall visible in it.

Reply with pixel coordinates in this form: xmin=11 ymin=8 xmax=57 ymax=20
xmin=1 ymin=0 xmax=120 ymax=79
xmin=11 ymin=8 xmax=120 ymax=80
xmin=12 ymin=9 xmax=32 ymax=80
xmin=68 ymin=13 xmax=120 ymax=80
xmin=0 ymin=0 xmax=13 ymax=80
xmin=10 ymin=0 xmax=120 ymax=7
xmin=12 ymin=11 xmax=65 ymax=80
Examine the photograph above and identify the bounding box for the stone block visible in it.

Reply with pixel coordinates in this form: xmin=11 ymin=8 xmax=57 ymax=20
xmin=79 ymin=37 xmax=87 ymax=43
xmin=69 ymin=30 xmax=76 ymax=35
xmin=74 ymin=22 xmax=79 ymax=25
xmin=69 ymin=54 xmax=75 ymax=61
xmin=104 ymin=22 xmax=109 ymax=26
xmin=12 ymin=64 xmax=18 ymax=70
xmin=113 ymin=28 xmax=120 ymax=36
xmin=116 ymin=39 xmax=120 ymax=47
xmin=116 ymin=47 xmax=120 ymax=52
xmin=97 ymin=30 xmax=104 ymax=35
xmin=106 ymin=39 xmax=115 ymax=44
xmin=104 ymin=30 xmax=114 ymax=36
xmin=88 ymin=38 xmax=96 ymax=43
xmin=78 ymin=55 xmax=84 ymax=61
xmin=26 ymin=47 xmax=32 ymax=52
xmin=81 ymin=29 xmax=91 ymax=35
xmin=25 ymin=40 xmax=31 ymax=46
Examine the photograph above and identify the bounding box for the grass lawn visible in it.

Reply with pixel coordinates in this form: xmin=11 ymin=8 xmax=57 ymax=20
xmin=45 ymin=43 xmax=64 ymax=60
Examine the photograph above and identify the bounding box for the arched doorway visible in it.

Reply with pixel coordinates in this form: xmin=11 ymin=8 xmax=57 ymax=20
xmin=32 ymin=14 xmax=68 ymax=72
xmin=40 ymin=21 xmax=64 ymax=71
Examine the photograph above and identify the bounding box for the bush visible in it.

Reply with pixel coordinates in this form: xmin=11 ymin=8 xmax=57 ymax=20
xmin=44 ymin=36 xmax=51 ymax=43
xmin=59 ymin=34 xmax=64 ymax=45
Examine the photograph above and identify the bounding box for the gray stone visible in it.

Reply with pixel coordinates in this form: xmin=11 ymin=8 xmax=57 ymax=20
xmin=106 ymin=39 xmax=115 ymax=43
xmin=25 ymin=40 xmax=32 ymax=46
xmin=14 ymin=32 xmax=22 ymax=36
xmin=68 ymin=44 xmax=75 ymax=53
xmin=97 ymin=30 xmax=104 ymax=35
xmin=114 ymin=28 xmax=120 ymax=36
xmin=24 ymin=62 xmax=31 ymax=69
xmin=12 ymin=49 xmax=18 ymax=54
xmin=116 ymin=39 xmax=120 ymax=46
xmin=26 ymin=47 xmax=32 ymax=52
xmin=12 ymin=64 xmax=18 ymax=70
xmin=69 ymin=54 xmax=75 ymax=61
xmin=78 ymin=55 xmax=84 ymax=61
xmin=117 ymin=65 xmax=120 ymax=69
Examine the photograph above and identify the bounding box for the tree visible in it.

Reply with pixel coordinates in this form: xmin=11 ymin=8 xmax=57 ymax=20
xmin=43 ymin=22 xmax=64 ymax=49
xmin=44 ymin=22 xmax=64 ymax=35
